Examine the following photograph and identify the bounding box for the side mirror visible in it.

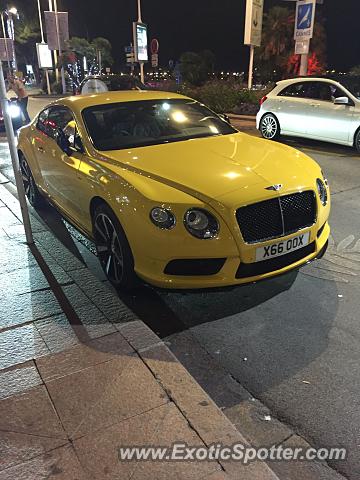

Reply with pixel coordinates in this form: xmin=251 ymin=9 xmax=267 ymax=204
xmin=56 ymin=129 xmax=72 ymax=155
xmin=218 ymin=113 xmax=231 ymax=124
xmin=334 ymin=96 xmax=351 ymax=106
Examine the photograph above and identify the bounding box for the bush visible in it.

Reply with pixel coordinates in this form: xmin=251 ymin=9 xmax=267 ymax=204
xmin=152 ymin=79 xmax=270 ymax=114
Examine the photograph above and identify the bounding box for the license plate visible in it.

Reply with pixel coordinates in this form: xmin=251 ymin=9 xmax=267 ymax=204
xmin=255 ymin=232 xmax=310 ymax=262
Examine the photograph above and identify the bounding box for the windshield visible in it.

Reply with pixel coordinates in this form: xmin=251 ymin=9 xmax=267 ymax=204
xmin=339 ymin=78 xmax=360 ymax=99
xmin=82 ymin=99 xmax=236 ymax=151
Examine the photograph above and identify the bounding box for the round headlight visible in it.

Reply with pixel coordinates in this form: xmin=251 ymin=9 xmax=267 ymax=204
xmin=316 ymin=178 xmax=328 ymax=206
xmin=150 ymin=207 xmax=176 ymax=229
xmin=184 ymin=208 xmax=219 ymax=239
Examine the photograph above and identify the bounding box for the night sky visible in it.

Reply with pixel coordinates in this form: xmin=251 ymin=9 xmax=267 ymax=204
xmin=32 ymin=0 xmax=360 ymax=71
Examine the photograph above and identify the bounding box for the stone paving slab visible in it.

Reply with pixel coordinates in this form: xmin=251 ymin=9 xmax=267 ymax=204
xmin=0 ymin=384 xmax=68 ymax=471
xmin=0 ymin=263 xmax=70 ymax=298
xmin=43 ymin=352 xmax=168 ymax=440
xmin=35 ymin=308 xmax=116 ymax=353
xmin=0 ymin=323 xmax=50 ymax=369
xmin=0 ymin=288 xmax=61 ymax=332
xmin=136 ymin=342 xmax=279 ymax=480
xmin=36 ymin=332 xmax=133 ymax=381
xmin=0 ymin=236 xmax=38 ymax=275
xmin=0 ymin=361 xmax=42 ymax=400
xmin=73 ymin=402 xmax=221 ymax=480
xmin=69 ymin=268 xmax=137 ymax=324
xmin=0 ymin=444 xmax=87 ymax=480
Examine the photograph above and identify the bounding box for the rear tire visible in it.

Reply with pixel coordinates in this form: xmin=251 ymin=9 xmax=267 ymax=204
xmin=354 ymin=129 xmax=360 ymax=153
xmin=19 ymin=154 xmax=44 ymax=208
xmin=92 ymin=203 xmax=140 ymax=290
xmin=260 ymin=113 xmax=280 ymax=140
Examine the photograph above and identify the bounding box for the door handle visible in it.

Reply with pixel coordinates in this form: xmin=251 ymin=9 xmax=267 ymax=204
xmin=38 ymin=146 xmax=45 ymax=153
xmin=310 ymin=103 xmax=320 ymax=107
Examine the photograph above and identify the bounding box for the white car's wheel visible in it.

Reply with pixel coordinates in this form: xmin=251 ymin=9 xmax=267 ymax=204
xmin=260 ymin=114 xmax=280 ymax=140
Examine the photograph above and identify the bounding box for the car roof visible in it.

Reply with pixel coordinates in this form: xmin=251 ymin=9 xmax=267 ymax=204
xmin=51 ymin=90 xmax=190 ymax=112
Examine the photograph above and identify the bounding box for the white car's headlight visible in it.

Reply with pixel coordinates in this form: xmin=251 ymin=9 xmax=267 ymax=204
xmin=8 ymin=104 xmax=21 ymax=118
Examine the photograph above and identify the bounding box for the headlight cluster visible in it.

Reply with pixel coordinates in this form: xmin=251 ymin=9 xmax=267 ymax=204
xmin=150 ymin=207 xmax=219 ymax=239
xmin=150 ymin=208 xmax=175 ymax=229
xmin=184 ymin=208 xmax=219 ymax=239
xmin=316 ymin=178 xmax=328 ymax=206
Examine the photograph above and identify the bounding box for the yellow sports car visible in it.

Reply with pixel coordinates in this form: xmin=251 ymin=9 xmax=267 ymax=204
xmin=18 ymin=91 xmax=330 ymax=290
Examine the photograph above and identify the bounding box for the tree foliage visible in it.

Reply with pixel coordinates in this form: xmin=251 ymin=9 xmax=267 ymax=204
xmin=256 ymin=6 xmax=327 ymax=80
xmin=59 ymin=36 xmax=114 ymax=88
xmin=179 ymin=50 xmax=216 ymax=86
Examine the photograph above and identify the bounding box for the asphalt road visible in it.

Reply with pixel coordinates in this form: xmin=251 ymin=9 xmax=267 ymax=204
xmin=1 ymin=101 xmax=359 ymax=479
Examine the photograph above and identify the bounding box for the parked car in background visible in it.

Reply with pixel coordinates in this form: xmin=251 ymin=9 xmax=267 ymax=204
xmin=257 ymin=76 xmax=360 ymax=152
xmin=18 ymin=91 xmax=330 ymax=290
xmin=79 ymin=74 xmax=147 ymax=95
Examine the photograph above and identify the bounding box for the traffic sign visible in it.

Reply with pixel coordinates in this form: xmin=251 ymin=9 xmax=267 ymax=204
xmin=295 ymin=39 xmax=310 ymax=54
xmin=294 ymin=0 xmax=316 ymax=40
xmin=150 ymin=39 xmax=159 ymax=55
xmin=151 ymin=54 xmax=158 ymax=68
xmin=244 ymin=0 xmax=264 ymax=47
xmin=44 ymin=11 xmax=69 ymax=50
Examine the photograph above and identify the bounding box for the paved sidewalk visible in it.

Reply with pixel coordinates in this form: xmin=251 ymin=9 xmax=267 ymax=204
xmin=0 ymin=178 xmax=279 ymax=479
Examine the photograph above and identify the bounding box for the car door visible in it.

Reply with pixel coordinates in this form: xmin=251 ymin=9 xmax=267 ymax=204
xmin=304 ymin=81 xmax=354 ymax=143
xmin=37 ymin=106 xmax=85 ymax=220
xmin=275 ymin=81 xmax=312 ymax=135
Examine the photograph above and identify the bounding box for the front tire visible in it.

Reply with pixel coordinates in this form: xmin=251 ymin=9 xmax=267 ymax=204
xmin=260 ymin=113 xmax=280 ymax=140
xmin=92 ymin=203 xmax=139 ymax=290
xmin=354 ymin=129 xmax=360 ymax=153
xmin=19 ymin=155 xmax=44 ymax=208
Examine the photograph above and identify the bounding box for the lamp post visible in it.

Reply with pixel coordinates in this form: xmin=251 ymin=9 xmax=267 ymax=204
xmin=7 ymin=7 xmax=18 ymax=72
xmin=36 ymin=0 xmax=51 ymax=94
xmin=0 ymin=12 xmax=11 ymax=72
xmin=137 ymin=0 xmax=144 ymax=84
xmin=53 ymin=0 xmax=66 ymax=94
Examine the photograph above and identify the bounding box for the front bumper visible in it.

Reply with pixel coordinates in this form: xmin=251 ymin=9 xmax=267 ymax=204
xmin=135 ymin=222 xmax=330 ymax=289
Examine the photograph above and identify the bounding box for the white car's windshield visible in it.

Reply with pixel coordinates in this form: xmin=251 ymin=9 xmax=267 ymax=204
xmin=82 ymin=99 xmax=236 ymax=151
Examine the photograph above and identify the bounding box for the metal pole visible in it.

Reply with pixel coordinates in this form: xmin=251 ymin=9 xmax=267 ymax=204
xmin=0 ymin=60 xmax=33 ymax=244
xmin=137 ymin=0 xmax=144 ymax=83
xmin=98 ymin=49 xmax=102 ymax=74
xmin=54 ymin=0 xmax=66 ymax=94
xmin=37 ymin=0 xmax=51 ymax=94
xmin=1 ymin=13 xmax=11 ymax=72
xmin=48 ymin=0 xmax=59 ymax=83
xmin=248 ymin=45 xmax=254 ymax=90
xmin=299 ymin=53 xmax=308 ymax=76
xmin=37 ymin=0 xmax=45 ymax=41
xmin=8 ymin=14 xmax=17 ymax=72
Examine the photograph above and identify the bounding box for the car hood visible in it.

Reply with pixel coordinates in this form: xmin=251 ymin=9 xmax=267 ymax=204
xmin=103 ymin=133 xmax=320 ymax=205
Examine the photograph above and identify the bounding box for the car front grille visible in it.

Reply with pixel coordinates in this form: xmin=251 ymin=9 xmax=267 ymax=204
xmin=236 ymin=191 xmax=317 ymax=244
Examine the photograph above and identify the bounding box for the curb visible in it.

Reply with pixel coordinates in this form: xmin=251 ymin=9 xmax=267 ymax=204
xmin=0 ymin=176 xmax=280 ymax=479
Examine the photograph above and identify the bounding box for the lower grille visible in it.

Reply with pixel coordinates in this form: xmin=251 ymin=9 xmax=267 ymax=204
xmin=164 ymin=258 xmax=226 ymax=276
xmin=236 ymin=191 xmax=316 ymax=244
xmin=236 ymin=242 xmax=316 ymax=278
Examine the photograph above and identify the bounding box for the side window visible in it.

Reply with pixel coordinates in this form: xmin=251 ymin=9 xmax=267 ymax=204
xmin=278 ymin=83 xmax=307 ymax=98
xmin=48 ymin=106 xmax=84 ymax=152
xmin=36 ymin=109 xmax=49 ymax=135
xmin=329 ymin=85 xmax=349 ymax=100
xmin=302 ymin=82 xmax=321 ymax=100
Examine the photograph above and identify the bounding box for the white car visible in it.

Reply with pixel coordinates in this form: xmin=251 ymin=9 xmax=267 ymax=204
xmin=256 ymin=76 xmax=360 ymax=152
